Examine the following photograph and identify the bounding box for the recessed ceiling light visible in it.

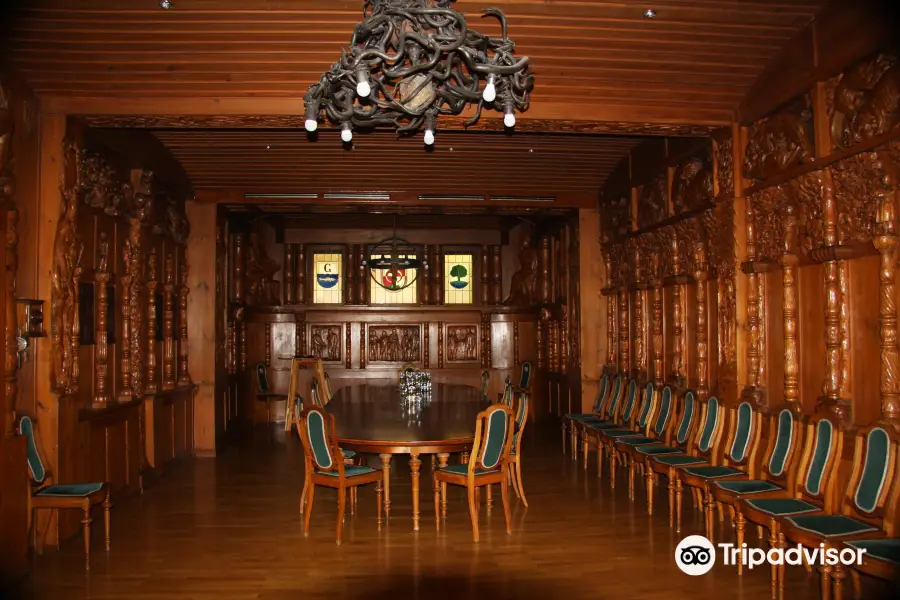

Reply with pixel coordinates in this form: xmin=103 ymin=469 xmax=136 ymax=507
xmin=529 ymin=149 xmax=534 ymax=153
xmin=159 ymin=0 xmax=172 ymax=8
xmin=644 ymin=8 xmax=656 ymax=18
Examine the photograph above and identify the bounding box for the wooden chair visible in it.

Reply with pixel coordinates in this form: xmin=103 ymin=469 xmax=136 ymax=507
xmin=634 ymin=389 xmax=701 ymax=519
xmin=562 ymin=373 xmax=609 ymax=454
xmin=310 ymin=378 xmax=327 ymax=407
xmin=255 ymin=362 xmax=287 ymax=423
xmin=676 ymin=401 xmax=763 ymax=542
xmin=575 ymin=374 xmax=622 ymax=462
xmin=509 ymin=391 xmax=530 ymax=506
xmin=590 ymin=379 xmax=655 ymax=487
xmin=19 ymin=415 xmax=111 ymax=570
xmin=833 ymin=536 xmax=900 ymax=600
xmin=581 ymin=376 xmax=633 ymax=473
xmin=734 ymin=414 xmax=845 ymax=593
xmin=777 ymin=423 xmax=900 ymax=598
xmin=518 ymin=360 xmax=532 ymax=389
xmin=614 ymin=384 xmax=678 ymax=500
xmin=649 ymin=395 xmax=728 ymax=532
xmin=297 ymin=407 xmax=384 ymax=545
xmin=710 ymin=405 xmax=804 ymax=568
xmin=434 ymin=403 xmax=515 ymax=542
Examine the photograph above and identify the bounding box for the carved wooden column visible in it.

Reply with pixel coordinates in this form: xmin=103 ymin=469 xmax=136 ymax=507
xmin=669 ymin=229 xmax=685 ymax=386
xmin=875 ymin=171 xmax=900 ymax=426
xmin=432 ymin=248 xmax=443 ymax=305
xmin=694 ymin=240 xmax=710 ymax=400
xmin=539 ymin=235 xmax=551 ymax=303
xmin=94 ymin=234 xmax=111 ymax=406
xmin=632 ymin=241 xmax=646 ymax=381
xmin=437 ymin=322 xmax=444 ymax=368
xmin=650 ymin=254 xmax=664 ymax=387
xmin=513 ymin=320 xmax=520 ymax=367
xmin=356 ymin=250 xmax=367 ymax=305
xmin=537 ymin=313 xmax=546 ymax=369
xmin=781 ymin=205 xmax=801 ymax=412
xmin=742 ymin=200 xmax=765 ymax=406
xmin=295 ymin=312 xmax=306 ymax=356
xmin=239 ymin=318 xmax=247 ymax=372
xmin=602 ymin=249 xmax=616 ymax=371
xmin=119 ymin=228 xmax=135 ymax=401
xmin=422 ymin=245 xmax=432 ymax=305
xmin=3 ymin=208 xmax=16 ymax=435
xmin=345 ymin=246 xmax=357 ymax=305
xmin=232 ymin=233 xmax=246 ymax=303
xmin=490 ymin=245 xmax=502 ymax=304
xmin=145 ymin=247 xmax=158 ymax=395
xmin=227 ymin=318 xmax=236 ymax=374
xmin=264 ymin=322 xmax=272 ymax=366
xmin=479 ymin=246 xmax=489 ymax=305
xmin=423 ymin=323 xmax=429 ymax=368
xmin=284 ymin=244 xmax=295 ymax=304
xmin=560 ymin=306 xmax=569 ymax=375
xmin=481 ymin=312 xmax=492 ymax=369
xmin=177 ymin=265 xmax=191 ymax=386
xmin=346 ymin=323 xmax=352 ymax=369
xmin=359 ymin=323 xmax=366 ymax=369
xmin=295 ymin=243 xmax=306 ymax=304
xmin=162 ymin=254 xmax=176 ymax=390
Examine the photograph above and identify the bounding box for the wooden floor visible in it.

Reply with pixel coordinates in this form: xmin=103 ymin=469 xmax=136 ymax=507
xmin=9 ymin=421 xmax=880 ymax=600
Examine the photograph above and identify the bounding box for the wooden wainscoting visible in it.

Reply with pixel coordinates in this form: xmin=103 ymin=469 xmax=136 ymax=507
xmin=0 ymin=435 xmax=28 ymax=586
xmin=144 ymin=386 xmax=195 ymax=470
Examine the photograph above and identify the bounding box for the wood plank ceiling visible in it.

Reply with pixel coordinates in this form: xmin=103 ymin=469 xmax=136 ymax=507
xmin=4 ymin=0 xmax=827 ymax=198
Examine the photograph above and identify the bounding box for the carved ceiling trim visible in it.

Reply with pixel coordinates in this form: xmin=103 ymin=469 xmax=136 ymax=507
xmin=77 ymin=114 xmax=719 ymax=137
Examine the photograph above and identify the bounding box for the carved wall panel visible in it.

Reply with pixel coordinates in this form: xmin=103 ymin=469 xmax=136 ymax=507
xmin=309 ymin=324 xmax=342 ymax=362
xmin=602 ymin=194 xmax=632 ymax=242
xmin=748 ymin=184 xmax=792 ymax=262
xmin=245 ymin=230 xmax=280 ymax=306
xmin=714 ymin=134 xmax=734 ymax=197
xmin=447 ymin=325 xmax=478 ymax=362
xmin=791 ymin=170 xmax=827 ymax=253
xmin=831 ymin=151 xmax=887 ymax=245
xmin=368 ymin=325 xmax=421 ymax=363
xmin=830 ymin=53 xmax=900 ymax=150
xmin=743 ymin=103 xmax=814 ymax=181
xmin=672 ymin=152 xmax=714 ymax=213
xmin=637 ymin=174 xmax=668 ymax=229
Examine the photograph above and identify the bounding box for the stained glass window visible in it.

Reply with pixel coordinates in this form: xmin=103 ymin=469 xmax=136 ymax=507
xmin=313 ymin=253 xmax=343 ymax=304
xmin=370 ymin=253 xmax=418 ymax=304
xmin=444 ymin=254 xmax=474 ymax=304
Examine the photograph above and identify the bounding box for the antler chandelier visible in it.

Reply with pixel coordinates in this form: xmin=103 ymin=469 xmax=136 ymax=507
xmin=303 ymin=0 xmax=534 ymax=145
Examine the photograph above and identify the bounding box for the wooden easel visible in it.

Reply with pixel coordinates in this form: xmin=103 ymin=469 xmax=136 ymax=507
xmin=283 ymin=357 xmax=328 ymax=431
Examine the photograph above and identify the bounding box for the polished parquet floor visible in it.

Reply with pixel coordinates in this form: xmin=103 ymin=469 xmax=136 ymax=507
xmin=9 ymin=421 xmax=878 ymax=600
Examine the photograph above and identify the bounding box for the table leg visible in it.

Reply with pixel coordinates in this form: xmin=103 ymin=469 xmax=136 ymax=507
xmin=410 ymin=451 xmax=422 ymax=531
xmin=379 ymin=454 xmax=392 ymax=517
xmin=438 ymin=453 xmax=449 ymax=519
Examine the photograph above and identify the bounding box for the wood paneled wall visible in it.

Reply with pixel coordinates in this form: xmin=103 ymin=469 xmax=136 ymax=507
xmin=599 ymin=44 xmax=900 ymax=434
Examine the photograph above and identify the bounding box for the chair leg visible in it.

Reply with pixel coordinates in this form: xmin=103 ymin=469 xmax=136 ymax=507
xmin=831 ymin=563 xmax=846 ymax=600
xmin=561 ymin=422 xmax=567 ymax=454
xmin=501 ymin=473 xmax=512 ymax=535
xmin=486 ymin=484 xmax=493 ymax=514
xmin=596 ymin=443 xmax=603 ymax=479
xmin=819 ymin=564 xmax=833 ymax=600
xmin=849 ymin=569 xmax=861 ymax=599
xmin=467 ymin=484 xmax=479 ymax=543
xmin=336 ymin=485 xmax=346 ymax=546
xmin=434 ymin=476 xmax=441 ymax=530
xmin=769 ymin=525 xmax=780 ymax=596
xmin=103 ymin=491 xmax=112 ymax=551
xmin=300 ymin=476 xmax=310 ymax=515
xmin=667 ymin=470 xmax=675 ymax=527
xmin=675 ymin=477 xmax=683 ymax=533
xmin=628 ymin=456 xmax=635 ymax=500
xmin=583 ymin=433 xmax=589 ymax=469
xmin=441 ymin=482 xmax=447 ymax=519
xmin=645 ymin=463 xmax=654 ymax=515
xmin=514 ymin=457 xmax=528 ymax=507
xmin=303 ymin=484 xmax=315 ymax=537
xmin=81 ymin=505 xmax=92 ymax=570
xmin=705 ymin=490 xmax=715 ymax=543
xmin=376 ymin=478 xmax=384 ymax=529
xmin=609 ymin=446 xmax=617 ymax=489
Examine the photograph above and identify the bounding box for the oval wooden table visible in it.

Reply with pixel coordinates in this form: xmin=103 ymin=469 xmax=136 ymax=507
xmin=328 ymin=382 xmax=489 ymax=531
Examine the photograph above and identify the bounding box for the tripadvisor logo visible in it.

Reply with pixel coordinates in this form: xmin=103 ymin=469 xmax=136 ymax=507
xmin=675 ymin=535 xmax=866 ymax=576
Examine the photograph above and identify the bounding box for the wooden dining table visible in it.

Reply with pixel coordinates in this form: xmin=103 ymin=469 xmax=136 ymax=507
xmin=328 ymin=382 xmax=489 ymax=531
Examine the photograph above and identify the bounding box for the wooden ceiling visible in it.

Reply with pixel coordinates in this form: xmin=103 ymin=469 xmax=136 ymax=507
xmin=150 ymin=129 xmax=641 ymax=199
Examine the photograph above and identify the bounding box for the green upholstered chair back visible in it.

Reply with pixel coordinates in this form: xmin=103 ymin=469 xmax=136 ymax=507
xmin=481 ymin=371 xmax=490 ymax=398
xmin=592 ymin=374 xmax=609 ymax=413
xmin=619 ymin=379 xmax=639 ymax=424
xmin=501 ymin=376 xmax=513 ymax=407
xmin=323 ymin=372 xmax=333 ymax=400
xmin=299 ymin=408 xmax=337 ymax=473
xmin=765 ymin=408 xmax=800 ymax=485
xmin=795 ymin=415 xmax=843 ymax=510
xmin=603 ymin=376 xmax=623 ymax=420
xmin=255 ymin=363 xmax=269 ymax=393
xmin=839 ymin=425 xmax=899 ymax=530
xmin=472 ymin=404 xmax=514 ymax=473
xmin=695 ymin=396 xmax=724 ymax=459
xmin=725 ymin=402 xmax=759 ymax=467
xmin=651 ymin=385 xmax=674 ymax=438
xmin=634 ymin=381 xmax=655 ymax=431
xmin=519 ymin=361 xmax=532 ymax=389
xmin=512 ymin=392 xmax=530 ymax=450
xmin=311 ymin=379 xmax=324 ymax=407
xmin=18 ymin=416 xmax=47 ymax=484
xmin=674 ymin=390 xmax=697 ymax=447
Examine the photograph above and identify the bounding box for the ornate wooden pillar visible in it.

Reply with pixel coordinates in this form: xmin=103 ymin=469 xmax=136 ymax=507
xmin=423 ymin=322 xmax=430 ymax=368
xmin=118 ymin=224 xmax=137 ymax=401
xmin=356 ymin=248 xmax=367 ymax=305
xmin=669 ymin=229 xmax=685 ymax=386
xmin=284 ymin=244 xmax=295 ymax=304
xmin=537 ymin=313 xmax=546 ymax=369
xmin=177 ymin=264 xmax=191 ymax=386
xmin=162 ymin=254 xmax=176 ymax=390
xmin=359 ymin=322 xmax=366 ymax=369
xmin=423 ymin=245 xmax=433 ymax=305
xmin=694 ymin=240 xmax=710 ymax=400
xmin=632 ymin=241 xmax=646 ymax=381
xmin=560 ymin=306 xmax=569 ymax=375
xmin=742 ymin=200 xmax=765 ymax=407
xmin=481 ymin=312 xmax=492 ymax=369
xmin=232 ymin=233 xmax=246 ymax=304
xmin=602 ymin=249 xmax=617 ymax=371
xmin=781 ymin=205 xmax=800 ymax=412
xmin=650 ymin=253 xmax=664 ymax=387
xmin=94 ymin=234 xmax=111 ymax=405
xmin=513 ymin=320 xmax=520 ymax=367
xmin=432 ymin=248 xmax=443 ymax=305
xmin=490 ymin=245 xmax=502 ymax=304
xmin=346 ymin=246 xmax=357 ymax=305
xmin=239 ymin=317 xmax=247 ymax=372
xmin=144 ymin=247 xmax=158 ymax=395
xmin=479 ymin=246 xmax=489 ymax=305
xmin=3 ymin=208 xmax=16 ymax=435
xmin=437 ymin=321 xmax=444 ymax=368
xmin=875 ymin=169 xmax=900 ymax=426
xmin=295 ymin=243 xmax=306 ymax=304
xmin=346 ymin=322 xmax=352 ymax=369
xmin=539 ymin=235 xmax=551 ymax=303
xmin=264 ymin=322 xmax=272 ymax=366
xmin=295 ymin=312 xmax=306 ymax=356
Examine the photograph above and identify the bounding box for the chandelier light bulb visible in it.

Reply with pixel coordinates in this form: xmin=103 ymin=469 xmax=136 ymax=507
xmin=504 ymin=107 xmax=516 ymax=128
xmin=424 ymin=129 xmax=435 ymax=145
xmin=304 ymin=119 xmax=318 ymax=133
xmin=356 ymin=67 xmax=372 ymax=97
xmin=341 ymin=124 xmax=353 ymax=143
xmin=482 ymin=76 xmax=497 ymax=103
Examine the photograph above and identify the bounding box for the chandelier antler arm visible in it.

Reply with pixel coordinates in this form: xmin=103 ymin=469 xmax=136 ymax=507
xmin=481 ymin=8 xmax=508 ymax=41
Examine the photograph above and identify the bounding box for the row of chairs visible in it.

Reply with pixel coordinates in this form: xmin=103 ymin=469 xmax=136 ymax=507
xmin=563 ymin=374 xmax=900 ymax=599
xmin=295 ymin=390 xmax=530 ymax=544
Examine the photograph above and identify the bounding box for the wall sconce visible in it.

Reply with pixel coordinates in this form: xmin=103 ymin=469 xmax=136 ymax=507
xmin=15 ymin=298 xmax=45 ymax=366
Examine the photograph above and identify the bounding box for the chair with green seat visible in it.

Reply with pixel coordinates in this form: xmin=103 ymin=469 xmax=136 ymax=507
xmin=833 ymin=536 xmax=900 ymax=600
xmin=508 ymin=391 xmax=530 ymax=506
xmin=676 ymin=401 xmax=763 ymax=542
xmin=710 ymin=406 xmax=804 ymax=555
xmin=500 ymin=376 xmax=514 ymax=407
xmin=255 ymin=362 xmax=288 ymax=423
xmin=734 ymin=413 xmax=844 ymax=593
xmin=579 ymin=375 xmax=627 ymax=474
xmin=562 ymin=373 xmax=609 ymax=454
xmin=650 ymin=395 xmax=727 ymax=532
xmin=614 ymin=384 xmax=678 ymax=500
xmin=434 ymin=403 xmax=515 ymax=543
xmin=518 ymin=361 xmax=532 ymax=390
xmin=775 ymin=423 xmax=900 ymax=598
xmin=592 ymin=380 xmax=657 ymax=488
xmin=635 ymin=389 xmax=700 ymax=519
xmin=19 ymin=415 xmax=111 ymax=570
xmin=297 ymin=407 xmax=385 ymax=545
